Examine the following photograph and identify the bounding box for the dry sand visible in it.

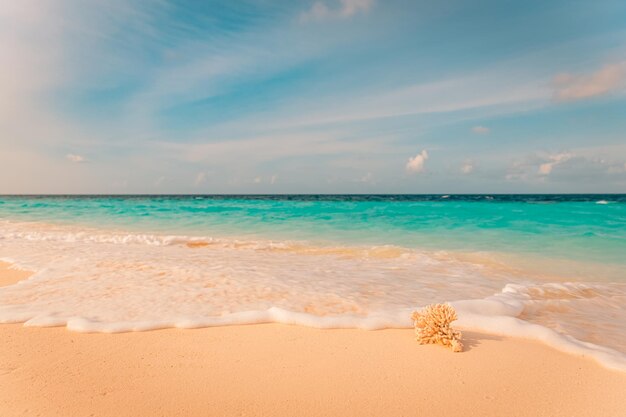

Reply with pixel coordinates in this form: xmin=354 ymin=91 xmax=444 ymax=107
xmin=1 ymin=262 xmax=625 ymax=417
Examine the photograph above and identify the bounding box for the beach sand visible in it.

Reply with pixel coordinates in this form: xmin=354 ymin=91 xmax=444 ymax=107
xmin=0 ymin=262 xmax=32 ymax=287
xmin=1 ymin=262 xmax=625 ymax=417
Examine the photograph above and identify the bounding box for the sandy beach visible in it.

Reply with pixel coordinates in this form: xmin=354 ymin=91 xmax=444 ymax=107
xmin=1 ymin=262 xmax=625 ymax=417
xmin=3 ymin=0 xmax=626 ymax=413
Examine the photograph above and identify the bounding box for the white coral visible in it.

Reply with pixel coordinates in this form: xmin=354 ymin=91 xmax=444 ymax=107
xmin=411 ymin=303 xmax=463 ymax=352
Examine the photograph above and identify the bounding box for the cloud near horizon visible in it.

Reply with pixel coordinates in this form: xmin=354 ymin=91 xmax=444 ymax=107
xmin=406 ymin=150 xmax=429 ymax=174
xmin=194 ymin=172 xmax=207 ymax=186
xmin=538 ymin=152 xmax=573 ymax=175
xmin=505 ymin=148 xmax=626 ymax=185
xmin=461 ymin=161 xmax=474 ymax=174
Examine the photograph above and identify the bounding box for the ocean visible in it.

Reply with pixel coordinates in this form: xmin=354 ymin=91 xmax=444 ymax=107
xmin=0 ymin=195 xmax=625 ymax=369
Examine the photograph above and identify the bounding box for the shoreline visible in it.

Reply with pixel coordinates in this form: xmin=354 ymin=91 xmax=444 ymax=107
xmin=0 ymin=261 xmax=32 ymax=287
xmin=1 ymin=262 xmax=626 ymax=416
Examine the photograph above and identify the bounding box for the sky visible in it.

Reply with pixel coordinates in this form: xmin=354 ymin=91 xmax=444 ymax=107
xmin=1 ymin=0 xmax=626 ymax=194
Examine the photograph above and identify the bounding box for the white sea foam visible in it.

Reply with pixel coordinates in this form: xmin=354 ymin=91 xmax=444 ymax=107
xmin=1 ymin=220 xmax=625 ymax=371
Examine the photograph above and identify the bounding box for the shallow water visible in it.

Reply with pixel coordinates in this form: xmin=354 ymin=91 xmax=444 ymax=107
xmin=0 ymin=195 xmax=625 ymax=369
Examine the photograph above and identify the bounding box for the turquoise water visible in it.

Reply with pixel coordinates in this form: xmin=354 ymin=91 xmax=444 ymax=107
xmin=0 ymin=195 xmax=624 ymax=266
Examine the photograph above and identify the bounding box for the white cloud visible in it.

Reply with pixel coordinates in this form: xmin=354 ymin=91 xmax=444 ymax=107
xmin=472 ymin=126 xmax=490 ymax=134
xmin=538 ymin=152 xmax=572 ymax=175
xmin=301 ymin=0 xmax=373 ymax=21
xmin=553 ymin=62 xmax=626 ymax=102
xmin=461 ymin=161 xmax=474 ymax=174
xmin=504 ymin=149 xmax=626 ymax=184
xmin=194 ymin=172 xmax=206 ymax=186
xmin=66 ymin=153 xmax=86 ymax=163
xmin=406 ymin=150 xmax=429 ymax=174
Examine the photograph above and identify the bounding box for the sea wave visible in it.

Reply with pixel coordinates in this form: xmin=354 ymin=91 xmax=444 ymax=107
xmin=1 ymin=219 xmax=625 ymax=371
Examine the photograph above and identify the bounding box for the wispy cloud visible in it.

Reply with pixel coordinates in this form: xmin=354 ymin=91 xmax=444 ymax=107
xmin=538 ymin=152 xmax=572 ymax=175
xmin=607 ymin=163 xmax=626 ymax=175
xmin=461 ymin=161 xmax=474 ymax=174
xmin=154 ymin=176 xmax=166 ymax=187
xmin=194 ymin=172 xmax=206 ymax=186
xmin=241 ymin=68 xmax=550 ymax=134
xmin=66 ymin=153 xmax=86 ymax=163
xmin=553 ymin=62 xmax=626 ymax=101
xmin=506 ymin=148 xmax=626 ymax=184
xmin=301 ymin=0 xmax=373 ymax=22
xmin=406 ymin=150 xmax=429 ymax=174
xmin=359 ymin=172 xmax=373 ymax=183
xmin=472 ymin=126 xmax=490 ymax=134
xmin=164 ymin=129 xmax=392 ymax=165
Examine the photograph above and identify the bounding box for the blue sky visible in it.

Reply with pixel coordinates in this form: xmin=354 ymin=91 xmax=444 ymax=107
xmin=1 ymin=0 xmax=625 ymax=193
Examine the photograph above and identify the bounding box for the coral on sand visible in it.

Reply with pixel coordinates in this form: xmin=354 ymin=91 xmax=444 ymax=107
xmin=411 ymin=303 xmax=463 ymax=352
